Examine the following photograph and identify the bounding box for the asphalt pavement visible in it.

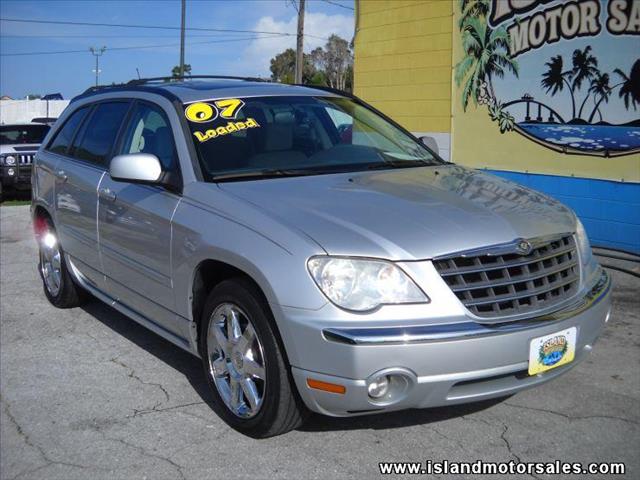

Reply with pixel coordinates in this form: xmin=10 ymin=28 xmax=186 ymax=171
xmin=1 ymin=205 xmax=638 ymax=479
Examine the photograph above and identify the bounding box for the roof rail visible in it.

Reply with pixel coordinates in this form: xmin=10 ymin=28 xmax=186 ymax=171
xmin=126 ymin=75 xmax=270 ymax=86
xmin=80 ymin=83 xmax=129 ymax=95
xmin=292 ymin=84 xmax=353 ymax=98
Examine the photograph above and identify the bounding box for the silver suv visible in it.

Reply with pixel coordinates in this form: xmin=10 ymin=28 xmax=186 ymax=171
xmin=32 ymin=77 xmax=611 ymax=437
xmin=1 ymin=122 xmax=50 ymax=201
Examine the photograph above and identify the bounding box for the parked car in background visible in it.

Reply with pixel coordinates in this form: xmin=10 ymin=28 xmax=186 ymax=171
xmin=31 ymin=77 xmax=611 ymax=437
xmin=0 ymin=122 xmax=50 ymax=201
xmin=31 ymin=117 xmax=59 ymax=126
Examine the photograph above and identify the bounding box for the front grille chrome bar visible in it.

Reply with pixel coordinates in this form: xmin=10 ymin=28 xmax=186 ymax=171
xmin=433 ymin=235 xmax=580 ymax=320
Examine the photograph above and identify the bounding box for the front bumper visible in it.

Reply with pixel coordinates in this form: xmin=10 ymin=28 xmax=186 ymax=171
xmin=0 ymin=165 xmax=32 ymax=188
xmin=280 ymin=268 xmax=611 ymax=417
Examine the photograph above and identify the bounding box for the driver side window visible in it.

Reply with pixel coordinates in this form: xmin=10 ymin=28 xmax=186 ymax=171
xmin=120 ymin=102 xmax=177 ymax=170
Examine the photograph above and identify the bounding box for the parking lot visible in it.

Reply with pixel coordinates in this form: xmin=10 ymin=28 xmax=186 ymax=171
xmin=1 ymin=204 xmax=638 ymax=479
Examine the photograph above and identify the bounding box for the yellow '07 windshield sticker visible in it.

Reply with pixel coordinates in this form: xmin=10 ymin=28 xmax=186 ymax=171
xmin=215 ymin=98 xmax=244 ymax=119
xmin=185 ymin=102 xmax=217 ymax=123
xmin=184 ymin=98 xmax=245 ymax=123
xmin=186 ymin=98 xmax=260 ymax=143
xmin=193 ymin=118 xmax=260 ymax=143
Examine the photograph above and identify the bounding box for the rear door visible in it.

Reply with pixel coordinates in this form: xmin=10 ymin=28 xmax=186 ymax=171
xmin=98 ymin=100 xmax=182 ymax=335
xmin=54 ymin=101 xmax=131 ymax=287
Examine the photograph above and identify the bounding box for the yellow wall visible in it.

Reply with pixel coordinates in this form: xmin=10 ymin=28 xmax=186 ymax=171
xmin=354 ymin=0 xmax=453 ymax=133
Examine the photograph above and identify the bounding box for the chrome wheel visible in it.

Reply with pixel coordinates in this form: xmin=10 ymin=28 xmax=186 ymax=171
xmin=206 ymin=303 xmax=266 ymax=418
xmin=40 ymin=230 xmax=62 ymax=297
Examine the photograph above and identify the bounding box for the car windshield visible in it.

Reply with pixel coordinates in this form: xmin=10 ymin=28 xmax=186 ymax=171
xmin=0 ymin=124 xmax=50 ymax=145
xmin=183 ymin=95 xmax=442 ymax=181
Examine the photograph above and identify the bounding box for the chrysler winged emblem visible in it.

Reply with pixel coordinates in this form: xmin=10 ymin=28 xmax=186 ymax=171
xmin=515 ymin=239 xmax=533 ymax=255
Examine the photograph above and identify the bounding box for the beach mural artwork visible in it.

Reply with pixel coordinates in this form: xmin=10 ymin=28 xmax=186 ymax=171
xmin=455 ymin=0 xmax=640 ymax=157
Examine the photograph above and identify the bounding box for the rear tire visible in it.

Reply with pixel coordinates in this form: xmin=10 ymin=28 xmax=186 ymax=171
xmin=37 ymin=218 xmax=85 ymax=308
xmin=199 ymin=278 xmax=307 ymax=437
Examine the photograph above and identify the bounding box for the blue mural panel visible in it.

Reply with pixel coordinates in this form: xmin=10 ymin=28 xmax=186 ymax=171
xmin=486 ymin=169 xmax=640 ymax=254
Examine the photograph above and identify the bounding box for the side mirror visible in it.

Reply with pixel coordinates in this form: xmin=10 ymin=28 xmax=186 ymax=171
xmin=110 ymin=153 xmax=162 ymax=184
xmin=419 ymin=136 xmax=439 ymax=156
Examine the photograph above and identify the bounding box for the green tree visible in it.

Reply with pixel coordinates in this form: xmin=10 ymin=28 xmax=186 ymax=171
xmin=309 ymin=70 xmax=328 ymax=86
xmin=313 ymin=35 xmax=353 ymax=91
xmin=614 ymin=59 xmax=640 ymax=111
xmin=454 ymin=16 xmax=518 ymax=111
xmin=540 ymin=55 xmax=576 ymax=118
xmin=269 ymin=48 xmax=316 ymax=84
xmin=171 ymin=64 xmax=192 ymax=77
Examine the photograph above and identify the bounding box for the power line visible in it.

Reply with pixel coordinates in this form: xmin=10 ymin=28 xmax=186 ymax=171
xmin=320 ymin=0 xmax=354 ymax=11
xmin=0 ymin=35 xmax=281 ymax=57
xmin=0 ymin=33 xmax=273 ymax=38
xmin=0 ymin=17 xmax=329 ymax=40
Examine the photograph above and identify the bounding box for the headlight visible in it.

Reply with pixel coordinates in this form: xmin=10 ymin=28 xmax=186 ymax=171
xmin=575 ymin=218 xmax=593 ymax=266
xmin=307 ymin=256 xmax=428 ymax=312
xmin=4 ymin=155 xmax=16 ymax=166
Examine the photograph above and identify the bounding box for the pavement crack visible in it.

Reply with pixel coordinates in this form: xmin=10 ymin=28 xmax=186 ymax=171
xmin=461 ymin=414 xmax=493 ymax=427
xmin=429 ymin=424 xmax=467 ymax=453
xmin=110 ymin=356 xmax=171 ymax=411
xmin=128 ymin=401 xmax=206 ymax=418
xmin=504 ymin=402 xmax=640 ymax=425
xmin=499 ymin=424 xmax=522 ymax=463
xmin=1 ymin=395 xmax=98 ymax=480
xmin=104 ymin=435 xmax=186 ymax=480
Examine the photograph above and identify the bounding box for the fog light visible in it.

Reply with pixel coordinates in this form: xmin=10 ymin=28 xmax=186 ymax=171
xmin=7 ymin=168 xmax=15 ymax=176
xmin=367 ymin=375 xmax=390 ymax=399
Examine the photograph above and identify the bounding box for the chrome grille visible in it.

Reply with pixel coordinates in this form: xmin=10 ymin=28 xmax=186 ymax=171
xmin=18 ymin=154 xmax=34 ymax=165
xmin=433 ymin=235 xmax=579 ymax=319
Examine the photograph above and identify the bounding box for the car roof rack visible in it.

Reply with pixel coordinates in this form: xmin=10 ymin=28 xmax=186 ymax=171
xmin=126 ymin=75 xmax=269 ymax=86
xmin=79 ymin=75 xmax=270 ymax=96
xmin=293 ymin=84 xmax=353 ymax=98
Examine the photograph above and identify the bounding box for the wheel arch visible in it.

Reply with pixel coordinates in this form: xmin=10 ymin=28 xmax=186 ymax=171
xmin=32 ymin=203 xmax=53 ymax=238
xmin=190 ymin=258 xmax=291 ymax=361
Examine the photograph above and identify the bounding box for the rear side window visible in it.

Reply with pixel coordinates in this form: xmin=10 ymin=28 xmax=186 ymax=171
xmin=119 ymin=103 xmax=177 ymax=170
xmin=47 ymin=107 xmax=90 ymax=155
xmin=72 ymin=102 xmax=130 ymax=165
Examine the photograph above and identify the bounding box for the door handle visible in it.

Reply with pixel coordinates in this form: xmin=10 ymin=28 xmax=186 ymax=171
xmin=99 ymin=187 xmax=117 ymax=202
xmin=55 ymin=170 xmax=68 ymax=182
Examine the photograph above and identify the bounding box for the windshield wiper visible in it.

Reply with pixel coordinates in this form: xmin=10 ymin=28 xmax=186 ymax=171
xmin=366 ymin=158 xmax=433 ymax=170
xmin=211 ymin=168 xmax=317 ymax=182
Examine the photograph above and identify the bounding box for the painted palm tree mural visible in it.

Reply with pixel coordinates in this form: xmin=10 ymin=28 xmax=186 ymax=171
xmin=455 ymin=1 xmax=640 ymax=157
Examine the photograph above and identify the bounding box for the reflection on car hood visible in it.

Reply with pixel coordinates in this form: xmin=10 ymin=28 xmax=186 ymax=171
xmin=0 ymin=144 xmax=40 ymax=154
xmin=220 ymin=165 xmax=576 ymax=260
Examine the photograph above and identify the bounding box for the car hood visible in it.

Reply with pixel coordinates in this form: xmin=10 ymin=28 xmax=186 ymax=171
xmin=219 ymin=165 xmax=576 ymax=260
xmin=0 ymin=144 xmax=40 ymax=154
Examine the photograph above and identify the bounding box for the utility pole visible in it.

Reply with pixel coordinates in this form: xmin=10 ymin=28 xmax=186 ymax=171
xmin=295 ymin=0 xmax=305 ymax=84
xmin=179 ymin=0 xmax=186 ymax=77
xmin=89 ymin=46 xmax=106 ymax=87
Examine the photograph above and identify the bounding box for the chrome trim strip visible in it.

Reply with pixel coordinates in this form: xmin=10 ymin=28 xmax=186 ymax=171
xmin=323 ymin=269 xmax=610 ymax=346
xmin=433 ymin=233 xmax=570 ymax=260
xmin=439 ymin=247 xmax=576 ymax=276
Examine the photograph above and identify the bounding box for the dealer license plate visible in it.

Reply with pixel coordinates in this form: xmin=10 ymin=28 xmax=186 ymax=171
xmin=528 ymin=327 xmax=577 ymax=376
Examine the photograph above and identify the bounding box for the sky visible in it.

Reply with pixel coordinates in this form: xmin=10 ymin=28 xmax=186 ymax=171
xmin=0 ymin=0 xmax=355 ymax=99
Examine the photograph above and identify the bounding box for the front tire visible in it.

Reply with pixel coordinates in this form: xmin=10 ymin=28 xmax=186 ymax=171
xmin=199 ymin=278 xmax=306 ymax=437
xmin=37 ymin=218 xmax=85 ymax=308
